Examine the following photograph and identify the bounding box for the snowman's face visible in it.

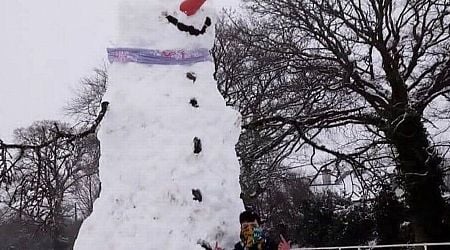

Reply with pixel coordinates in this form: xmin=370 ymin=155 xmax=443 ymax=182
xmin=116 ymin=0 xmax=215 ymax=50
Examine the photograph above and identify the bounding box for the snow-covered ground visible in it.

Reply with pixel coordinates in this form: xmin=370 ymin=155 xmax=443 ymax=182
xmin=74 ymin=1 xmax=243 ymax=249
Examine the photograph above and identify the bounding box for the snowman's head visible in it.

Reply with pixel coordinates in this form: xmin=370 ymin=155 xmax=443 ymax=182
xmin=115 ymin=0 xmax=216 ymax=50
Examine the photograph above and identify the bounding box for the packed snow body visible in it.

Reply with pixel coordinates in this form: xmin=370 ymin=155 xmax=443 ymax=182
xmin=74 ymin=0 xmax=243 ymax=249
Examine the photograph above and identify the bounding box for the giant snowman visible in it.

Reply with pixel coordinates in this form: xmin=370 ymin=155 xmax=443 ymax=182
xmin=74 ymin=0 xmax=243 ymax=249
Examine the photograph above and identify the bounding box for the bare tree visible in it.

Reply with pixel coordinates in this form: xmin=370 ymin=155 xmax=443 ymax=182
xmin=0 ymin=103 xmax=108 ymax=249
xmin=70 ymin=168 xmax=101 ymax=219
xmin=215 ymin=0 xmax=450 ymax=243
xmin=214 ymin=16 xmax=326 ymax=207
xmin=64 ymin=67 xmax=107 ymax=219
xmin=4 ymin=121 xmax=97 ymax=249
xmin=65 ymin=67 xmax=108 ymax=126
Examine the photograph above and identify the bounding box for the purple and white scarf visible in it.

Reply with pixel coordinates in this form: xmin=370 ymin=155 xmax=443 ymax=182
xmin=107 ymin=48 xmax=211 ymax=65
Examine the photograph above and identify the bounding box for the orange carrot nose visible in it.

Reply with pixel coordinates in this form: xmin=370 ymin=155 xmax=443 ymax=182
xmin=180 ymin=0 xmax=207 ymax=16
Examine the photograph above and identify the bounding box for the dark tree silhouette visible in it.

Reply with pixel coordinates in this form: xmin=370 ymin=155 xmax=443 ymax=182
xmin=214 ymin=0 xmax=450 ymax=243
xmin=0 ymin=102 xmax=108 ymax=249
xmin=65 ymin=67 xmax=108 ymax=126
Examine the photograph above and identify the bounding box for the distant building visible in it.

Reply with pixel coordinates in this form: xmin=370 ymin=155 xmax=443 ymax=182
xmin=309 ymin=167 xmax=345 ymax=194
xmin=322 ymin=168 xmax=332 ymax=185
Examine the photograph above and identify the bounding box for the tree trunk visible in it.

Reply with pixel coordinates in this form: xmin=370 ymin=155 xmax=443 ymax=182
xmin=52 ymin=195 xmax=67 ymax=250
xmin=374 ymin=187 xmax=403 ymax=245
xmin=389 ymin=113 xmax=449 ymax=244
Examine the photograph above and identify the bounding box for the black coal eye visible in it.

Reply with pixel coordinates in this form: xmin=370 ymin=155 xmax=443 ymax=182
xmin=205 ymin=17 xmax=211 ymax=26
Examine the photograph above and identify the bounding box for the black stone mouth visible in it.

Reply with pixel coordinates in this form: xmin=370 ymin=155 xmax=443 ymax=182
xmin=166 ymin=15 xmax=212 ymax=36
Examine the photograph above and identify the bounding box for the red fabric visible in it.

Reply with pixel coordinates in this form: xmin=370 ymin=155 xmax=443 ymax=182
xmin=179 ymin=0 xmax=207 ymax=16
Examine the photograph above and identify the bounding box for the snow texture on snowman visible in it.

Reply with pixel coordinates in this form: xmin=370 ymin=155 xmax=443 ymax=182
xmin=74 ymin=0 xmax=243 ymax=249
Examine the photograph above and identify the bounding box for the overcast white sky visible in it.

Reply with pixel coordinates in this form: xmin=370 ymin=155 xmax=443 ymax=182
xmin=0 ymin=0 xmax=241 ymax=142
